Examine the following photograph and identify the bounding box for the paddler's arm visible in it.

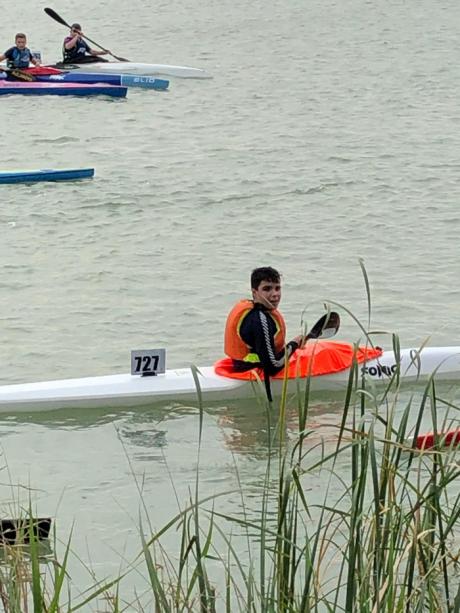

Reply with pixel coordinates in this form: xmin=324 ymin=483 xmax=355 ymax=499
xmin=0 ymin=49 xmax=11 ymax=63
xmin=64 ymin=34 xmax=80 ymax=50
xmin=89 ymin=46 xmax=111 ymax=56
xmin=251 ymin=310 xmax=301 ymax=376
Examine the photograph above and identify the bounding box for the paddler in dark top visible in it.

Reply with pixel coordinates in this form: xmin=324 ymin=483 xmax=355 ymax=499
xmin=224 ymin=267 xmax=304 ymax=381
xmin=63 ymin=23 xmax=110 ymax=64
xmin=0 ymin=33 xmax=41 ymax=69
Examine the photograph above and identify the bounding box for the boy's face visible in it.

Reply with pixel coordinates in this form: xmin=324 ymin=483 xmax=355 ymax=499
xmin=252 ymin=280 xmax=281 ymax=310
xmin=15 ymin=37 xmax=27 ymax=49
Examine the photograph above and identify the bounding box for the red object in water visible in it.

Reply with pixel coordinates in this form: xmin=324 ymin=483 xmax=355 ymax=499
xmin=414 ymin=428 xmax=460 ymax=450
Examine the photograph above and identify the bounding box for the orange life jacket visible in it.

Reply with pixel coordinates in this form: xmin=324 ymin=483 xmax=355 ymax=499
xmin=224 ymin=299 xmax=287 ymax=361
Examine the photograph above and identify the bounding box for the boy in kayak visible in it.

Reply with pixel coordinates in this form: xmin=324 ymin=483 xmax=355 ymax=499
xmin=62 ymin=24 xmax=110 ymax=64
xmin=0 ymin=33 xmax=41 ymax=69
xmin=224 ymin=267 xmax=304 ymax=381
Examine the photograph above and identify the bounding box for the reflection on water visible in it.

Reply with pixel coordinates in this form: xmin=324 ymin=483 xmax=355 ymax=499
xmin=0 ymin=402 xmax=198 ymax=429
xmin=206 ymin=395 xmax=346 ymax=458
xmin=0 ymin=539 xmax=53 ymax=564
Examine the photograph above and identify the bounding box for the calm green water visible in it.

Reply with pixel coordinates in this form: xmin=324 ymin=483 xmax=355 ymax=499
xmin=1 ymin=0 xmax=460 ymax=602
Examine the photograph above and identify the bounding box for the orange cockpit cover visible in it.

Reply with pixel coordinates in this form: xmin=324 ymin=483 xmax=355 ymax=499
xmin=214 ymin=340 xmax=382 ymax=380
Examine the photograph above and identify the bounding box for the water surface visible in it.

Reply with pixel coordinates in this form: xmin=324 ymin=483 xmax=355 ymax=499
xmin=1 ymin=0 xmax=460 ymax=601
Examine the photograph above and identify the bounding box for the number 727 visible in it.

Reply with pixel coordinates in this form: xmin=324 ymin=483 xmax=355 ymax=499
xmin=134 ymin=355 xmax=159 ymax=373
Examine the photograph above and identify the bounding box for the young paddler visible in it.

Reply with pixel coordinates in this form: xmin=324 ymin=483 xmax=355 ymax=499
xmin=224 ymin=267 xmax=305 ymax=398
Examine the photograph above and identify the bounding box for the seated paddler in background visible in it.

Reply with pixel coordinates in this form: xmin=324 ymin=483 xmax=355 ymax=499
xmin=0 ymin=33 xmax=41 ymax=69
xmin=63 ymin=23 xmax=110 ymax=64
xmin=224 ymin=266 xmax=305 ymax=387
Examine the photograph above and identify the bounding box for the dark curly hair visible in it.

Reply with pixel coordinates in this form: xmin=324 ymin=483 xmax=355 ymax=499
xmin=250 ymin=267 xmax=281 ymax=289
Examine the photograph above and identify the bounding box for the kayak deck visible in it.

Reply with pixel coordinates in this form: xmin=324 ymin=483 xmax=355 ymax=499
xmin=0 ymin=367 xmax=245 ymax=412
xmin=40 ymin=73 xmax=170 ymax=90
xmin=0 ymin=347 xmax=459 ymax=413
xmin=50 ymin=61 xmax=212 ymax=79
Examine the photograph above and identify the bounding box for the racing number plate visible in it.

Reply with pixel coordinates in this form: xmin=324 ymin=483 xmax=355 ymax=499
xmin=131 ymin=349 xmax=166 ymax=376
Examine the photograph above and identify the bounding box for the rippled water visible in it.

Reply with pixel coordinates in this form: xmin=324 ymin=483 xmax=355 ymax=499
xmin=1 ymin=0 xmax=460 ymax=600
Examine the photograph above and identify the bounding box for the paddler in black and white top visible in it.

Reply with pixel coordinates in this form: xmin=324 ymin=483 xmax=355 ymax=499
xmin=224 ymin=267 xmax=304 ymax=385
xmin=63 ymin=23 xmax=110 ymax=64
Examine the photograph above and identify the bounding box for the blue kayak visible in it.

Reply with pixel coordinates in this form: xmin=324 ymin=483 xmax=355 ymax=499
xmin=0 ymin=168 xmax=95 ymax=184
xmin=0 ymin=81 xmax=126 ymax=97
xmin=37 ymin=72 xmax=169 ymax=90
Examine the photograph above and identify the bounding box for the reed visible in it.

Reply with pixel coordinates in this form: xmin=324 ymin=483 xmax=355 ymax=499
xmin=1 ymin=338 xmax=460 ymax=609
xmin=116 ymin=355 xmax=460 ymax=612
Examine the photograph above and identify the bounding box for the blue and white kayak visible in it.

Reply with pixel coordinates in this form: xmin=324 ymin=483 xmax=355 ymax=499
xmin=38 ymin=72 xmax=169 ymax=90
xmin=0 ymin=81 xmax=127 ymax=97
xmin=0 ymin=168 xmax=94 ymax=184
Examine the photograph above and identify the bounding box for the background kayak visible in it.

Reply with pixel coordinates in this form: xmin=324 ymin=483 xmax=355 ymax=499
xmin=50 ymin=61 xmax=212 ymax=79
xmin=411 ymin=428 xmax=460 ymax=450
xmin=38 ymin=72 xmax=169 ymax=90
xmin=0 ymin=81 xmax=127 ymax=97
xmin=0 ymin=168 xmax=95 ymax=184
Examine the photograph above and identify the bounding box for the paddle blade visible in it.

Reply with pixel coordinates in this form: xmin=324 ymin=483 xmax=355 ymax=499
xmin=44 ymin=7 xmax=70 ymax=28
xmin=6 ymin=69 xmax=36 ymax=82
xmin=306 ymin=311 xmax=340 ymax=341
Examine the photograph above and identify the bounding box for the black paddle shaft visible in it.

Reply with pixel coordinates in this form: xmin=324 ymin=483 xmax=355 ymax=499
xmin=44 ymin=8 xmax=130 ymax=62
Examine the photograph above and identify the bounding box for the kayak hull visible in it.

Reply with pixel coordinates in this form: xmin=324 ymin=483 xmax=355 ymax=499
xmin=0 ymin=168 xmax=94 ymax=184
xmin=0 ymin=81 xmax=127 ymax=97
xmin=50 ymin=61 xmax=211 ymax=79
xmin=38 ymin=72 xmax=169 ymax=90
xmin=0 ymin=347 xmax=459 ymax=413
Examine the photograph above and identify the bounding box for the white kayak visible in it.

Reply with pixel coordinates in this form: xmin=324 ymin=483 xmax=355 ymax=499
xmin=54 ymin=62 xmax=212 ymax=79
xmin=39 ymin=8 xmax=211 ymax=79
xmin=0 ymin=345 xmax=459 ymax=413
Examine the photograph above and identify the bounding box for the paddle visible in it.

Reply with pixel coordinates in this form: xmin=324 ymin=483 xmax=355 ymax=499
xmin=44 ymin=7 xmax=130 ymax=62
xmin=304 ymin=311 xmax=340 ymax=342
xmin=1 ymin=67 xmax=36 ymax=82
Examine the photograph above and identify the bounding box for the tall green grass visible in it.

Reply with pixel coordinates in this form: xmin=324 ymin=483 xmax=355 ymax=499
xmin=125 ymin=356 xmax=460 ymax=612
xmin=1 ymin=348 xmax=460 ymax=610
